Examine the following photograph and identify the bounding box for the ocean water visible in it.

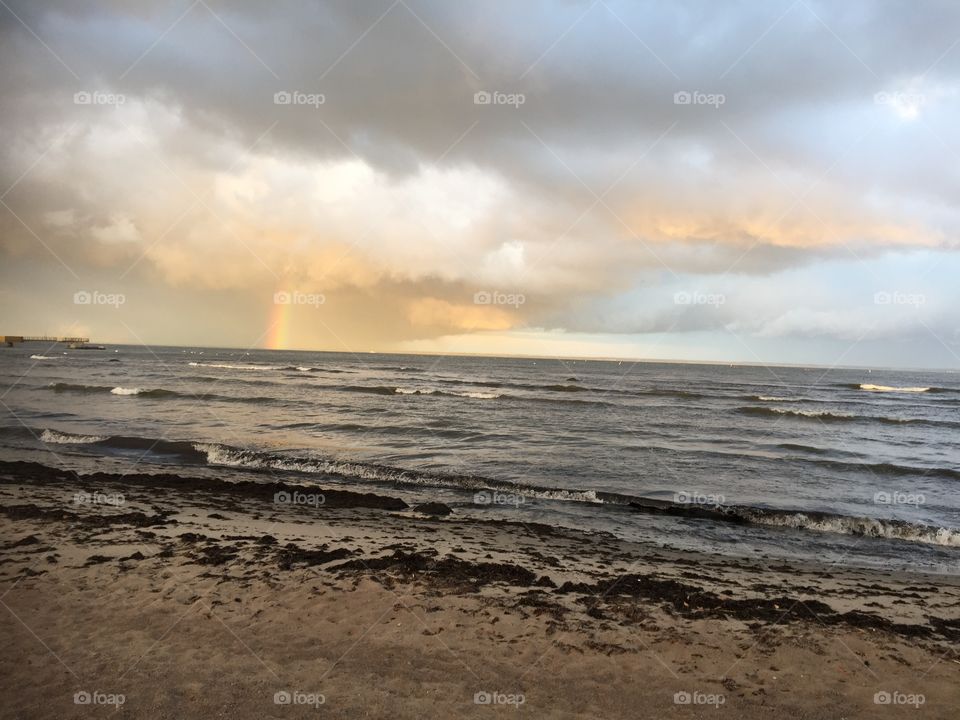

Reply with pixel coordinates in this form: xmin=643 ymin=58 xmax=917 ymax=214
xmin=1 ymin=345 xmax=958 ymax=573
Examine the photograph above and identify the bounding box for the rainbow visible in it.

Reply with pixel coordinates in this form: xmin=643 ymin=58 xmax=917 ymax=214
xmin=266 ymin=296 xmax=293 ymax=349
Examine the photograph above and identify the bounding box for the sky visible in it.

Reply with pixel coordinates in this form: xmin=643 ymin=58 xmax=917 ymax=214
xmin=1 ymin=0 xmax=959 ymax=369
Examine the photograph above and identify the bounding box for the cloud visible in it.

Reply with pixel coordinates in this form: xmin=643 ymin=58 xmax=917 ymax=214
xmin=1 ymin=0 xmax=959 ymax=363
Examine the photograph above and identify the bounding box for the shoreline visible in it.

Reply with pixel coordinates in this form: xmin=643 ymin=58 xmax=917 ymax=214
xmin=1 ymin=460 xmax=958 ymax=718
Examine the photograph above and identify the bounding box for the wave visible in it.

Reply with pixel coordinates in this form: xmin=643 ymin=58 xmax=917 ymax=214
xmin=39 ymin=431 xmax=209 ymax=462
xmin=542 ymin=384 xmax=590 ymax=393
xmin=738 ymin=406 xmax=856 ymax=422
xmin=47 ymin=382 xmax=272 ymax=404
xmin=860 ymin=383 xmax=931 ymax=393
xmin=49 ymin=382 xmax=115 ymax=394
xmin=343 ymin=385 xmax=501 ymax=399
xmin=30 ymin=354 xmax=60 ymax=360
xmin=189 ymin=361 xmax=284 ymax=371
xmin=384 ymin=374 xmax=716 ymax=401
xmin=112 ymin=386 xmax=149 ymax=396
xmin=805 ymin=458 xmax=960 ymax=482
xmin=343 ymin=380 xmax=704 ymax=402
xmin=189 ymin=361 xmax=350 ymax=374
xmin=776 ymin=442 xmax=831 ymax=455
xmin=40 ymin=429 xmax=107 ymax=444
xmin=753 ymin=395 xmax=802 ymax=402
xmin=721 ymin=506 xmax=959 ymax=548
xmin=192 ymin=442 xmax=610 ymax=505
xmin=26 ymin=428 xmax=960 ymax=549
xmin=738 ymin=405 xmax=960 ymax=430
xmin=839 ymin=382 xmax=958 ymax=395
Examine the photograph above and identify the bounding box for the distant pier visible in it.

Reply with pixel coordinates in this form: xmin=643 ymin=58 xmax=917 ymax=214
xmin=1 ymin=335 xmax=90 ymax=347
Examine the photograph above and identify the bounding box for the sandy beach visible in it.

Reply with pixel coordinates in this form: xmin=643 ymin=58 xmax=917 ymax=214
xmin=1 ymin=459 xmax=957 ymax=719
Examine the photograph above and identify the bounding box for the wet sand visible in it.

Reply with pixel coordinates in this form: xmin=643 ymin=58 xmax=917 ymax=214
xmin=1 ymin=460 xmax=958 ymax=718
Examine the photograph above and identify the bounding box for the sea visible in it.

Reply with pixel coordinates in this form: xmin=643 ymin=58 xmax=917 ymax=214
xmin=1 ymin=345 xmax=958 ymax=573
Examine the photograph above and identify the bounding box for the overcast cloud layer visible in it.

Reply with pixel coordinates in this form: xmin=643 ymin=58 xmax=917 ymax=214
xmin=1 ymin=0 xmax=959 ymax=367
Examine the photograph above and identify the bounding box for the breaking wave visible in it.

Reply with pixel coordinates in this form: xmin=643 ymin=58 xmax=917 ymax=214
xmin=24 ymin=428 xmax=960 ymax=549
xmin=48 ymin=382 xmax=271 ymax=404
xmin=860 ymin=383 xmax=931 ymax=393
xmin=738 ymin=406 xmax=856 ymax=422
xmin=343 ymin=385 xmax=501 ymax=399
xmin=737 ymin=405 xmax=960 ymax=429
xmin=839 ymin=382 xmax=958 ymax=395
xmin=39 ymin=429 xmax=107 ymax=444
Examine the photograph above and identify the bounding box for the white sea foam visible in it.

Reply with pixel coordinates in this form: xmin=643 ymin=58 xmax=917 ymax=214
xmin=740 ymin=510 xmax=960 ymax=548
xmin=453 ymin=390 xmax=501 ymax=399
xmin=188 ymin=362 xmax=282 ymax=371
xmin=40 ymin=429 xmax=107 ymax=444
xmin=860 ymin=384 xmax=930 ymax=393
xmin=110 ymin=387 xmax=143 ymax=395
xmin=30 ymin=354 xmax=59 ymax=360
xmin=770 ymin=407 xmax=853 ymax=419
xmin=393 ymin=387 xmax=500 ymax=399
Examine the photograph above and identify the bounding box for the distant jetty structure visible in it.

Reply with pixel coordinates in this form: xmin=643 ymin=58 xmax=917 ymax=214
xmin=1 ymin=335 xmax=90 ymax=347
